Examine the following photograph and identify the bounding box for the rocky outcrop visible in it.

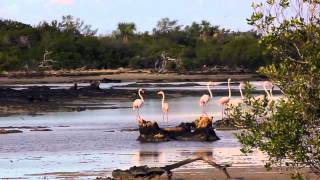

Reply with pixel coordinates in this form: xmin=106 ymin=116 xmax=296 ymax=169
xmin=138 ymin=116 xmax=219 ymax=142
xmin=0 ymin=129 xmax=23 ymax=134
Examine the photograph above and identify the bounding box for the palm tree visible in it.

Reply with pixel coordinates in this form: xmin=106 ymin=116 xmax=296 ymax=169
xmin=117 ymin=22 xmax=136 ymax=43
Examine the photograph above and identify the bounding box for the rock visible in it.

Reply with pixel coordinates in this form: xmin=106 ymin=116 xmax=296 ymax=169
xmin=112 ymin=166 xmax=165 ymax=179
xmin=213 ymin=118 xmax=238 ymax=130
xmin=104 ymin=130 xmax=115 ymax=133
xmin=0 ymin=129 xmax=23 ymax=134
xmin=89 ymin=80 xmax=101 ymax=90
xmin=138 ymin=120 xmax=170 ymax=142
xmin=120 ymin=128 xmax=139 ymax=132
xmin=30 ymin=128 xmax=52 ymax=132
xmin=138 ymin=117 xmax=219 ymax=142
xmin=69 ymin=82 xmax=78 ymax=90
xmin=100 ymin=78 xmax=121 ymax=83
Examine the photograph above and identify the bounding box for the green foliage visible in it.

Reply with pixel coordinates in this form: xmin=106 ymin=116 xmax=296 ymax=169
xmin=229 ymin=0 xmax=320 ymax=177
xmin=0 ymin=16 xmax=270 ymax=71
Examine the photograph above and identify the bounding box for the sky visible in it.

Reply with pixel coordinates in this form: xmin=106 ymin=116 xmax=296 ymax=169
xmin=0 ymin=0 xmax=256 ymax=34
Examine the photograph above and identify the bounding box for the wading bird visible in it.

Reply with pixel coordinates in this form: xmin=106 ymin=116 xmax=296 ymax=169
xmin=157 ymin=91 xmax=169 ymax=124
xmin=267 ymin=85 xmax=275 ymax=110
xmin=229 ymin=82 xmax=245 ymax=105
xmin=199 ymin=81 xmax=214 ymax=117
xmin=254 ymin=81 xmax=271 ymax=101
xmin=218 ymin=78 xmax=231 ymax=120
xmin=133 ymin=88 xmax=144 ymax=123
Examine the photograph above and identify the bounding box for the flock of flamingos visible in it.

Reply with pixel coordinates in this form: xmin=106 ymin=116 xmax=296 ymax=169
xmin=132 ymin=79 xmax=274 ymax=124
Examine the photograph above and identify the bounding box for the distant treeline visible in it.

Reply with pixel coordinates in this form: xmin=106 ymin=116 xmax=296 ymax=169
xmin=0 ymin=15 xmax=272 ymax=71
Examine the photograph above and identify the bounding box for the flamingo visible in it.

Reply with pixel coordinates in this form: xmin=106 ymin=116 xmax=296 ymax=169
xmin=218 ymin=78 xmax=231 ymax=120
xmin=254 ymin=81 xmax=271 ymax=101
xmin=229 ymin=82 xmax=245 ymax=105
xmin=267 ymin=85 xmax=275 ymax=110
xmin=132 ymin=88 xmax=144 ymax=123
xmin=199 ymin=81 xmax=214 ymax=117
xmin=157 ymin=91 xmax=169 ymax=124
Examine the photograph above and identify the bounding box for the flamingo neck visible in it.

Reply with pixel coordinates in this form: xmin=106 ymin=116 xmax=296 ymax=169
xmin=138 ymin=90 xmax=144 ymax=102
xmin=228 ymin=80 xmax=231 ymax=98
xmin=207 ymin=84 xmax=213 ymax=98
xmin=263 ymin=83 xmax=270 ymax=98
xmin=239 ymin=85 xmax=244 ymax=99
xmin=161 ymin=93 xmax=165 ymax=105
xmin=269 ymin=88 xmax=273 ymax=99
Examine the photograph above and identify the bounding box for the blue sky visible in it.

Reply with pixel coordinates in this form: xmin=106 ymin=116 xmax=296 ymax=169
xmin=0 ymin=0 xmax=256 ymax=34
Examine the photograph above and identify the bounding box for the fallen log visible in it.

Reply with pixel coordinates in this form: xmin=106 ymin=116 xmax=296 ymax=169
xmin=137 ymin=116 xmax=219 ymax=142
xmin=110 ymin=155 xmax=231 ymax=180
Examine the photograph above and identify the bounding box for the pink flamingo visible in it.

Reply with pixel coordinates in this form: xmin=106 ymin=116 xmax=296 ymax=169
xmin=157 ymin=91 xmax=169 ymax=123
xmin=254 ymin=81 xmax=271 ymax=101
xmin=218 ymin=78 xmax=231 ymax=120
xmin=199 ymin=81 xmax=214 ymax=117
xmin=229 ymin=82 xmax=245 ymax=105
xmin=132 ymin=88 xmax=144 ymax=123
xmin=267 ymin=84 xmax=274 ymax=110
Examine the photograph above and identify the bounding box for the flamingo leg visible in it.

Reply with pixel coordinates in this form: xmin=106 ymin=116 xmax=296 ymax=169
xmin=162 ymin=112 xmax=165 ymax=122
xmin=221 ymin=106 xmax=224 ymax=120
xmin=138 ymin=108 xmax=142 ymax=122
xmin=201 ymin=105 xmax=204 ymax=116
xmin=135 ymin=109 xmax=139 ymax=124
xmin=204 ymin=104 xmax=208 ymax=117
xmin=166 ymin=113 xmax=168 ymax=125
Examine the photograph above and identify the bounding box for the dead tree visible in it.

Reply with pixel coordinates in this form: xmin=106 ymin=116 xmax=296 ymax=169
xmin=156 ymin=51 xmax=183 ymax=73
xmin=38 ymin=50 xmax=56 ymax=70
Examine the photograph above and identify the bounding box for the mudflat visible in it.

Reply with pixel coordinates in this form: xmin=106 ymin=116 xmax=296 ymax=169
xmin=32 ymin=167 xmax=315 ymax=179
xmin=171 ymin=167 xmax=315 ymax=180
xmin=0 ymin=69 xmax=263 ymax=84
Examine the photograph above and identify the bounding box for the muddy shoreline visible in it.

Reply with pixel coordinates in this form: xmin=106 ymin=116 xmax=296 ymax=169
xmin=0 ymin=69 xmax=264 ymax=84
xmin=29 ymin=167 xmax=316 ymax=179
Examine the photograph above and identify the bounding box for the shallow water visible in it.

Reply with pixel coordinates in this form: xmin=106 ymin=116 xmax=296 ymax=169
xmin=0 ymin=81 xmax=274 ymax=179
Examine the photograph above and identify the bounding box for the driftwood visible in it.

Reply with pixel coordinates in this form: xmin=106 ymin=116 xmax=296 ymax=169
xmin=138 ymin=116 xmax=219 ymax=142
xmin=111 ymin=154 xmax=231 ymax=180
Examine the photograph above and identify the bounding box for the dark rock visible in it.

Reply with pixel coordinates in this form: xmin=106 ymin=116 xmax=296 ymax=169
xmin=0 ymin=129 xmax=23 ymax=134
xmin=138 ymin=120 xmax=170 ymax=142
xmin=112 ymin=166 xmax=165 ymax=179
xmin=213 ymin=118 xmax=238 ymax=130
xmin=69 ymin=82 xmax=78 ymax=90
xmin=89 ymin=80 xmax=101 ymax=90
xmin=30 ymin=128 xmax=52 ymax=132
xmin=120 ymin=128 xmax=139 ymax=132
xmin=138 ymin=116 xmax=219 ymax=142
xmin=104 ymin=130 xmax=115 ymax=133
xmin=100 ymin=78 xmax=121 ymax=83
xmin=0 ymin=126 xmax=48 ymax=129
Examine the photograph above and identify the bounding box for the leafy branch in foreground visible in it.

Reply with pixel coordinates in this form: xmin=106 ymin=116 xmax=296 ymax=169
xmin=228 ymin=0 xmax=320 ymax=178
